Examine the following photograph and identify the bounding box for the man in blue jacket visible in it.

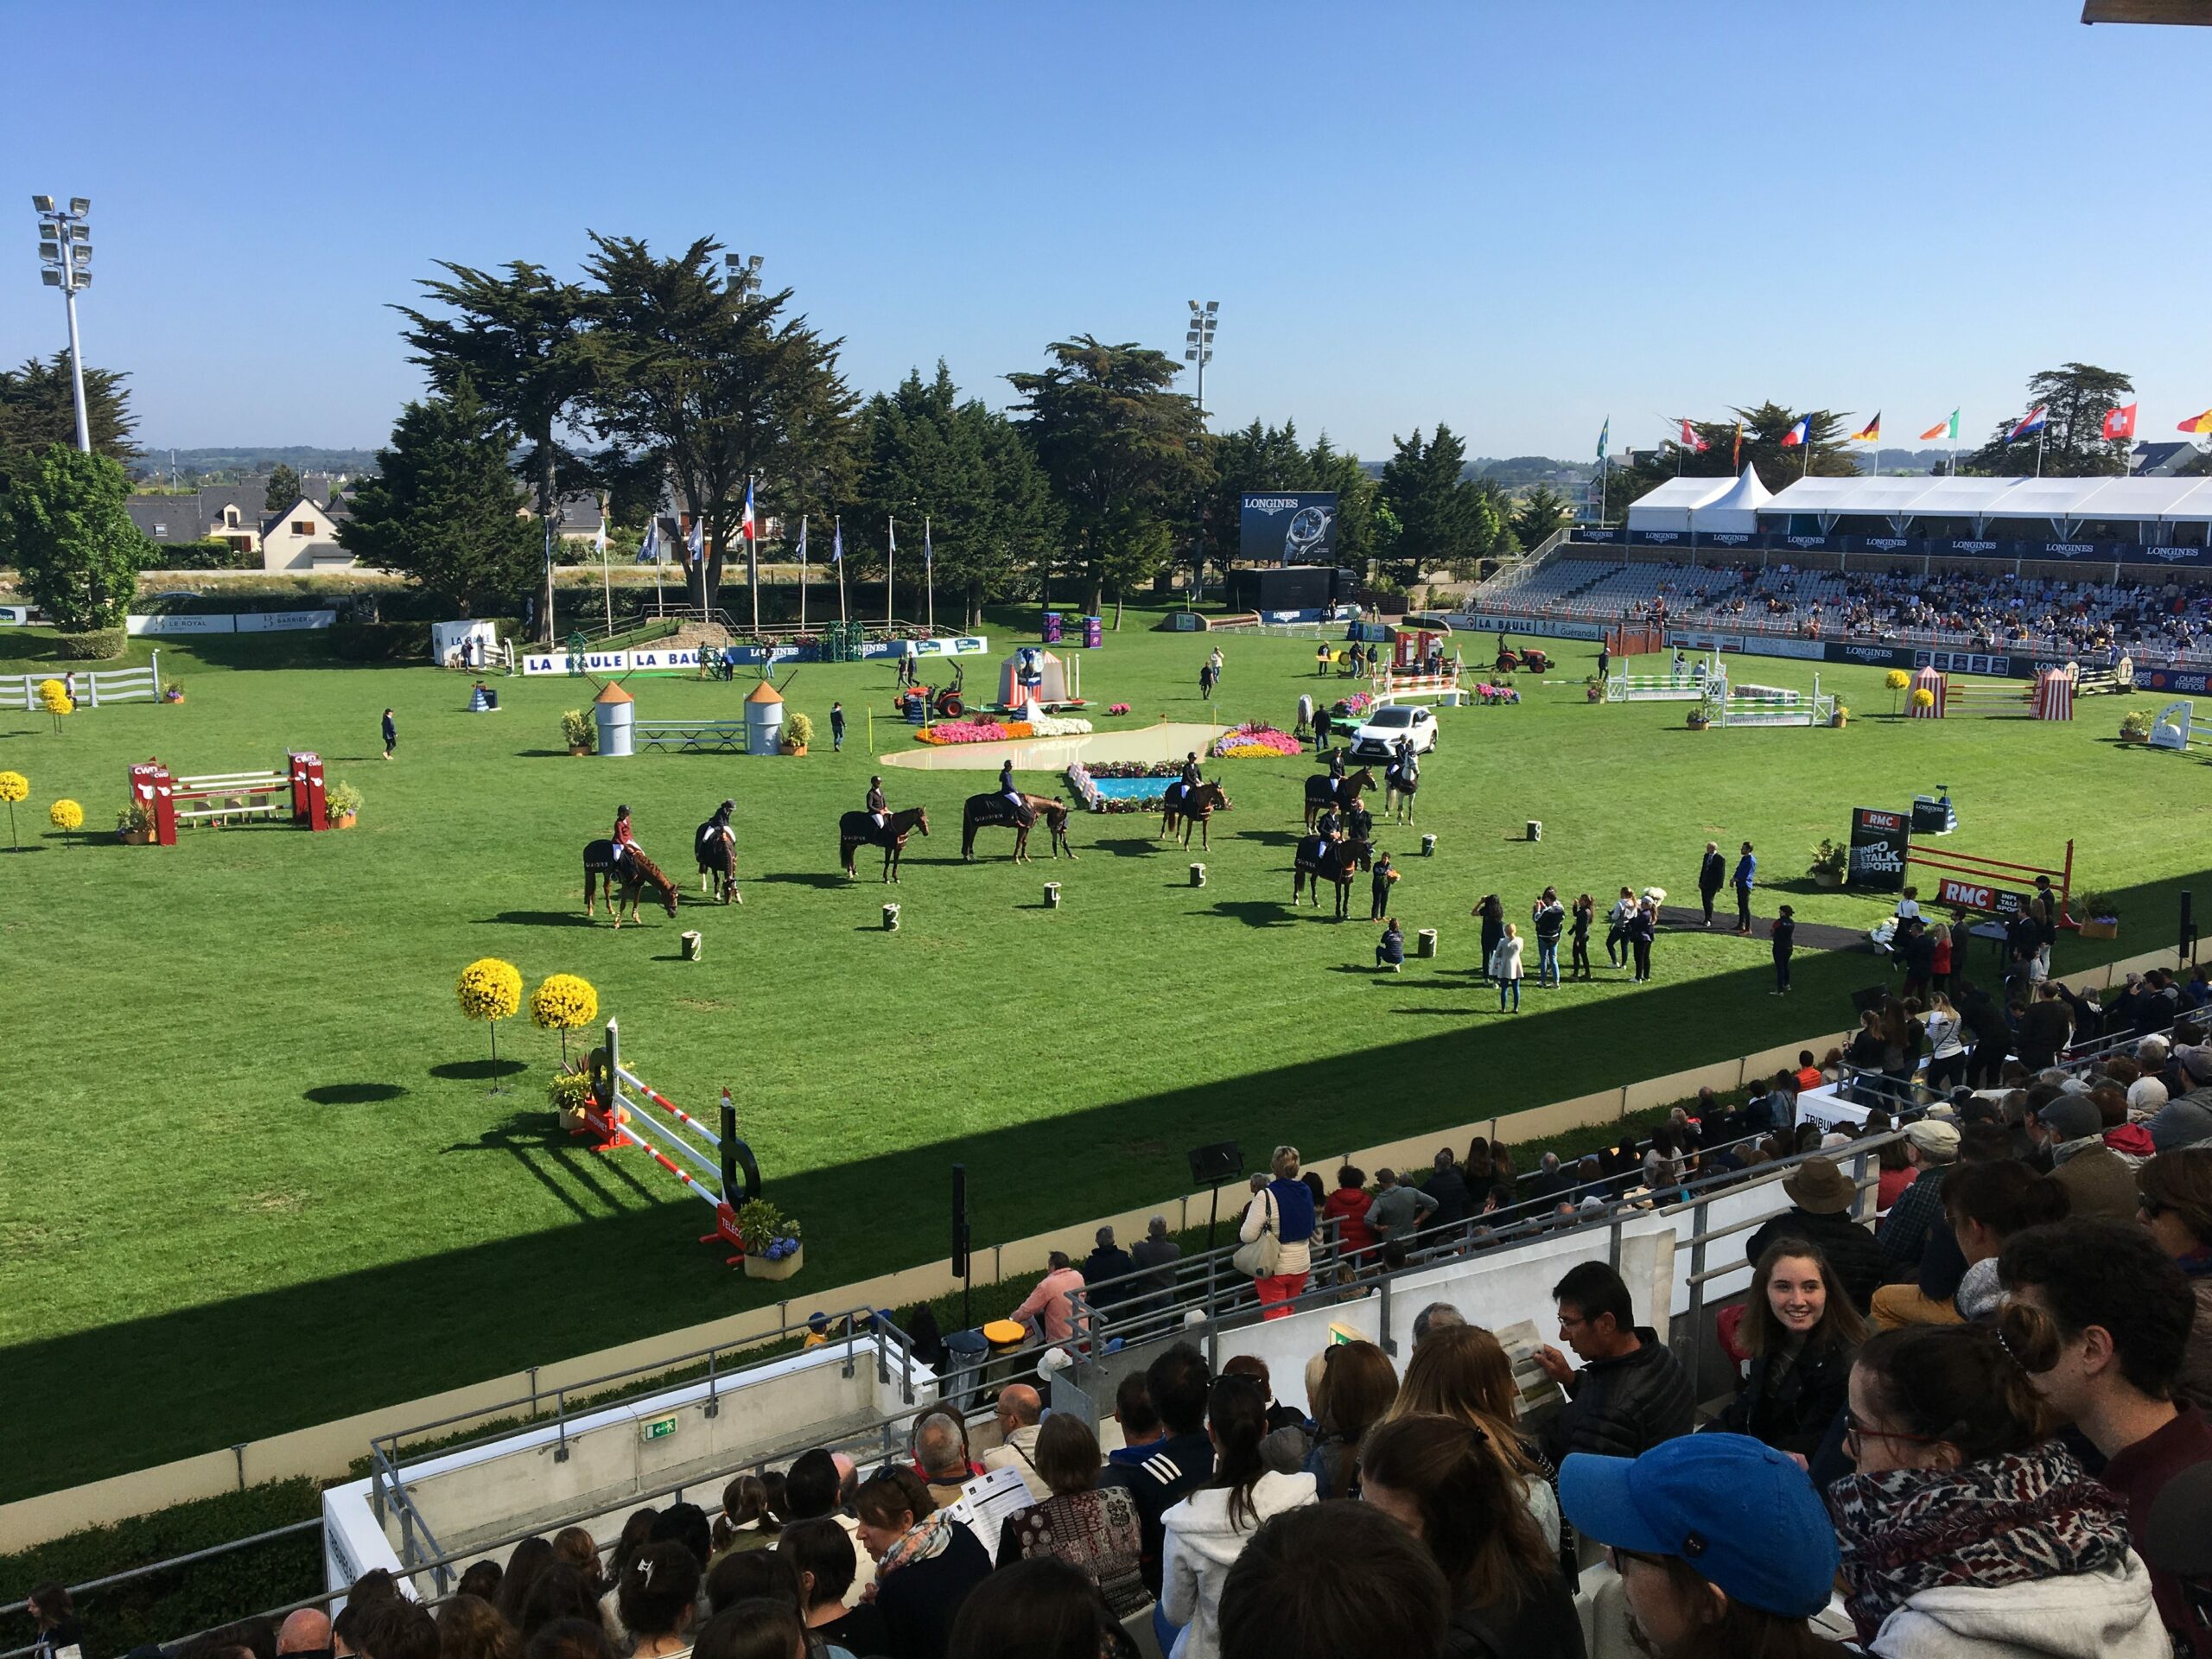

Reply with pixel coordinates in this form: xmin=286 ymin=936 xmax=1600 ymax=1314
xmin=1732 ymin=841 xmax=1758 ymax=936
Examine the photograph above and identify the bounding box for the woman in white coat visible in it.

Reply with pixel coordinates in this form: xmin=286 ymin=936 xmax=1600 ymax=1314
xmin=1490 ymin=922 xmax=1524 ymax=1014
xmin=1161 ymin=1375 xmax=1317 ymax=1659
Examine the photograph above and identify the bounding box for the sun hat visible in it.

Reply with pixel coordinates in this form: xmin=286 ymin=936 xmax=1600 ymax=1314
xmin=2131 ymin=1077 xmax=2171 ymax=1115
xmin=1904 ymin=1119 xmax=1961 ymax=1161
xmin=1560 ymin=1433 xmax=1839 ymax=1618
xmin=1782 ymin=1155 xmax=1857 ymax=1215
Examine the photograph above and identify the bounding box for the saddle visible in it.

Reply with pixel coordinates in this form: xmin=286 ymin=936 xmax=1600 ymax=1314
xmin=977 ymin=795 xmax=1036 ymax=830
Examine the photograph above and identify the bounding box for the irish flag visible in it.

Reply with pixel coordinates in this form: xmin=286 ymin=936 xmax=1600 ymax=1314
xmin=1921 ymin=410 xmax=1960 ymax=442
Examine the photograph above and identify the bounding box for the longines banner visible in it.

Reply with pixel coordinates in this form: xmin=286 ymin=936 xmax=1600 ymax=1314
xmin=1239 ymin=493 xmax=1338 ymax=565
xmin=521 ymin=636 xmax=988 ymax=676
xmin=1847 ymin=807 xmax=1910 ymax=893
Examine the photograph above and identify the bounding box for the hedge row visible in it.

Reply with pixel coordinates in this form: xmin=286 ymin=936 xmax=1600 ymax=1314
xmin=0 ymin=1479 xmax=322 ymax=1657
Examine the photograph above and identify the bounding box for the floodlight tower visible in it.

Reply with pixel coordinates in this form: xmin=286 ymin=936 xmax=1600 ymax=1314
xmin=1185 ymin=300 xmax=1218 ymax=426
xmin=33 ymin=195 xmax=94 ymax=452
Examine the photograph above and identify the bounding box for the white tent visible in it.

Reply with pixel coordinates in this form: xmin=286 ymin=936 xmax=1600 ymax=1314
xmin=1624 ymin=474 xmax=1735 ymax=532
xmin=1687 ymin=464 xmax=1772 ymax=533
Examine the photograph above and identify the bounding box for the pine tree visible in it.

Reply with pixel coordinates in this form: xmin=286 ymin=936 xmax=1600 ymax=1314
xmin=336 ymin=379 xmax=541 ymax=613
xmin=264 ymin=462 xmax=302 ymax=512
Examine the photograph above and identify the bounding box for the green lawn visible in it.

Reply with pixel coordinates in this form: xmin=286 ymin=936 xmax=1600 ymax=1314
xmin=0 ymin=610 xmax=2200 ymax=1500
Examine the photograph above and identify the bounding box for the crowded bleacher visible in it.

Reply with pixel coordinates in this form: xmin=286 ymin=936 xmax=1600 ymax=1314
xmin=30 ymin=905 xmax=2212 ymax=1659
xmin=1473 ymin=554 xmax=2212 ymax=665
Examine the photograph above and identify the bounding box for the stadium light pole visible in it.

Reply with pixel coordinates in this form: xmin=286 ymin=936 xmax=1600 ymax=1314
xmin=33 ymin=194 xmax=94 ymax=452
xmin=1184 ymin=302 xmax=1218 ymax=605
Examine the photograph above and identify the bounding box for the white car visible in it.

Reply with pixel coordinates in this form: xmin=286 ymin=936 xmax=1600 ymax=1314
xmin=1346 ymin=702 xmax=1439 ymax=760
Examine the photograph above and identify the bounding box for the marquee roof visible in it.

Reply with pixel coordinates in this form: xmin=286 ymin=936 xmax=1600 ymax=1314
xmin=1758 ymin=474 xmax=2212 ymax=523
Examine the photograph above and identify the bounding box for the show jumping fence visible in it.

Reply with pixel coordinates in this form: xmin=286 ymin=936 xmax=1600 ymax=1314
xmin=577 ymin=1019 xmax=754 ymax=1262
xmin=2150 ymin=700 xmax=2212 ymax=757
xmin=1907 ymin=837 xmax=2075 ymax=928
xmin=1700 ymin=676 xmax=1836 ymax=728
xmin=127 ymin=753 xmax=328 ymax=846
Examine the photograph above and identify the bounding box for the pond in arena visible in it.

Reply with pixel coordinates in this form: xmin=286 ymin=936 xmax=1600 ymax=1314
xmin=1086 ymin=775 xmax=1172 ymax=800
xmin=879 ymin=719 xmax=1225 ymax=772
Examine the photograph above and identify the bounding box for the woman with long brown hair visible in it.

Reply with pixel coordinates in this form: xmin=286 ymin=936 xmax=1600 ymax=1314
xmin=1713 ymin=1239 xmax=1865 ymax=1459
xmin=1362 ymin=1414 xmax=1581 ymax=1659
xmin=1386 ymin=1324 xmax=1560 ymax=1557
xmin=1300 ymin=1339 xmax=1398 ymax=1500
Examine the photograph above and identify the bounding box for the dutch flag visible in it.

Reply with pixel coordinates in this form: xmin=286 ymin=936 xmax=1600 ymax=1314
xmin=2008 ymin=406 xmax=2050 ymax=442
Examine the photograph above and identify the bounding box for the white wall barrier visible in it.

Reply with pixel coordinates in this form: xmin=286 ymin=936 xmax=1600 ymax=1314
xmin=124 ymin=611 xmax=335 ymax=636
xmin=0 ymin=654 xmax=162 ymax=711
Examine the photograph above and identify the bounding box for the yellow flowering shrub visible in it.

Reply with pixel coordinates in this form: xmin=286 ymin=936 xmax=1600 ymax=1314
xmin=0 ymin=772 xmax=26 ymax=804
xmin=1911 ymin=688 xmax=1936 ymax=709
xmin=36 ymin=679 xmax=73 ymax=715
xmin=1885 ymin=670 xmax=1910 ymax=690
xmin=455 ymin=957 xmax=523 ymax=1023
xmin=531 ymin=973 xmax=598 ymax=1033
xmin=49 ymin=799 xmax=84 ymax=832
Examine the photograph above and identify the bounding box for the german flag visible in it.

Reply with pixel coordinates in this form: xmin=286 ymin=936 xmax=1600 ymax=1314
xmin=1848 ymin=413 xmax=1881 ymax=444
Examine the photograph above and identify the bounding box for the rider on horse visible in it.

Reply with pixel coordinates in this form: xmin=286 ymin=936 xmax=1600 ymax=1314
xmin=996 ymin=758 xmax=1033 ymax=827
xmin=696 ymin=798 xmax=735 ymax=862
xmin=1391 ymin=736 xmax=1419 ymax=789
xmin=1314 ymin=802 xmax=1344 ymax=842
xmin=867 ymin=777 xmax=888 ymax=830
xmin=1181 ymin=751 xmax=1203 ymax=791
xmin=1327 ymin=746 xmax=1346 ymax=788
xmin=613 ymin=804 xmax=644 ymax=875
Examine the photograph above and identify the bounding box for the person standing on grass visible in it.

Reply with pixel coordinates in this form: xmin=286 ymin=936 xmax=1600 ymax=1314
xmin=1771 ymin=905 xmax=1796 ymax=996
xmin=1531 ymin=887 xmax=1566 ymax=988
xmin=1370 ymin=851 xmax=1396 ymax=921
xmin=1627 ymin=898 xmax=1657 ymax=983
xmin=1199 ymin=660 xmax=1217 ymax=701
xmin=1313 ymin=703 xmax=1332 ymax=754
xmin=830 ymin=702 xmax=845 ymax=752
xmin=1315 ymin=641 xmax=1332 ymax=677
xmin=1570 ymin=892 xmax=1596 ymax=982
xmin=382 ymin=707 xmax=397 ymax=760
xmin=1491 ymin=923 xmax=1525 ymax=1014
xmin=1606 ymin=887 xmax=1636 ymax=969
xmin=1475 ymin=894 xmax=1505 ymax=982
xmin=1698 ymin=841 xmax=1726 ymax=927
xmin=1209 ymin=645 xmax=1224 ymax=687
xmin=1732 ymin=842 xmax=1757 ymax=935
xmin=1597 ymin=643 xmax=1611 ymax=679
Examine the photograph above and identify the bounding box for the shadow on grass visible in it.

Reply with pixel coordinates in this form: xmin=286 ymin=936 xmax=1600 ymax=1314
xmin=757 ymin=873 xmax=851 ymax=890
xmin=1090 ymin=837 xmax=1164 ymax=858
xmin=1209 ymin=900 xmax=1296 ymax=928
xmin=7 ymin=868 xmax=2199 ymax=1501
xmin=430 ymin=1058 xmax=527 ymax=1081
xmin=1233 ymin=829 xmax=1302 ymax=849
xmin=481 ymin=911 xmax=597 ymax=927
xmin=303 ymin=1083 xmax=410 ymax=1105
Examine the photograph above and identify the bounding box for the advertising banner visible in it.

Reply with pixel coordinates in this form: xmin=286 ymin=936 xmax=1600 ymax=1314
xmin=1574 ymin=526 xmax=1622 ymax=543
xmin=1847 ymin=807 xmax=1910 ymax=892
xmin=2138 ymin=667 xmax=2212 ymax=696
xmin=1627 ymin=530 xmax=1686 ymax=546
xmin=1446 ymin=612 xmax=1614 ymax=642
xmin=125 ymin=613 xmax=235 ymax=636
xmin=0 ymin=606 xmax=36 ymax=626
xmin=1915 ymin=649 xmax=2019 ymax=679
xmin=235 ymin=610 xmax=337 ymax=632
xmin=1828 ymin=641 xmax=1918 ymax=671
xmin=1239 ymin=493 xmax=1338 ymax=565
xmin=524 ymin=636 xmax=991 ymax=676
xmin=1930 ymin=874 xmax=2031 ymax=920
xmin=2123 ymin=544 xmax=2211 ymax=569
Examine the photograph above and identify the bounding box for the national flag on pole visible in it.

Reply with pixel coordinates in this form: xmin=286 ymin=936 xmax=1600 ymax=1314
xmin=887 ymin=518 xmax=897 ymax=559
xmin=2101 ymin=404 xmax=2138 ymax=442
xmin=1780 ymin=416 xmax=1810 ymax=448
xmin=2008 ymin=406 xmax=2049 ymax=442
xmin=1596 ymin=417 xmax=1610 ymax=463
xmin=2177 ymin=410 xmax=2212 ymax=435
xmin=1732 ymin=423 xmax=1743 ymax=469
xmin=796 ymin=517 xmax=807 ymax=564
xmin=1921 ymin=410 xmax=1960 ymax=442
xmin=1848 ymin=413 xmax=1881 ymax=444
xmin=830 ymin=521 xmax=843 ymax=563
xmin=594 ymin=511 xmax=607 ymax=561
xmin=923 ymin=520 xmax=933 ymax=569
xmin=684 ymin=518 xmax=704 ymax=566
xmin=740 ymin=480 xmax=757 ymax=543
xmin=1677 ymin=419 xmax=1707 ymax=453
xmin=636 ymin=519 xmax=660 ymax=563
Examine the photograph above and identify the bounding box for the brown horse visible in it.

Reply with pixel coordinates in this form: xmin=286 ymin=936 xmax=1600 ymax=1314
xmin=962 ymin=793 xmax=1074 ymax=863
xmin=695 ymin=825 xmax=742 ymax=905
xmin=839 ymin=804 xmax=930 ymax=882
xmin=1292 ymin=834 xmax=1356 ymax=919
xmin=1303 ymin=766 xmax=1376 ymax=828
xmin=1160 ymin=779 xmax=1230 ymax=850
xmin=583 ymin=839 xmax=680 ymax=927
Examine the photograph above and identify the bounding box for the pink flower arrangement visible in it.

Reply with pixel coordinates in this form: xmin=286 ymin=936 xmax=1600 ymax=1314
xmin=913 ymin=720 xmax=1035 ymax=746
xmin=1211 ymin=722 xmax=1301 ymax=758
xmin=1108 ymin=702 xmax=1131 ymax=716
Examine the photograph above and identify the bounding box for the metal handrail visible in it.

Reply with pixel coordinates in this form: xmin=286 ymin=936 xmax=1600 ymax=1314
xmin=1833 ymin=1007 xmax=2202 ymax=1111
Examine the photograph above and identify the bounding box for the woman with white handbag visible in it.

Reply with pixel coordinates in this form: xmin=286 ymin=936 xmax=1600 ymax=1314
xmin=1236 ymin=1147 xmax=1317 ymax=1321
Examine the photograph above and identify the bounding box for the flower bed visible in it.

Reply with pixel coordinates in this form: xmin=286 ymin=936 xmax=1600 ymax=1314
xmin=914 ymin=713 xmax=1093 ymax=744
xmin=1332 ymin=692 xmax=1376 ymax=718
xmin=1086 ymin=760 xmax=1182 ymax=779
xmin=1211 ymin=721 xmax=1301 ymax=759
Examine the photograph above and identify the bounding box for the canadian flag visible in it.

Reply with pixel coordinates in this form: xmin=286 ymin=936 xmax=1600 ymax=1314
xmin=2102 ymin=403 xmax=2138 ymax=442
xmin=1678 ymin=419 xmax=1708 ymax=453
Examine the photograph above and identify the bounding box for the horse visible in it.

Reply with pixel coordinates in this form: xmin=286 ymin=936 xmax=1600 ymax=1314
xmin=695 ymin=823 xmax=742 ymax=905
xmin=839 ymin=804 xmax=930 ymax=882
xmin=582 ymin=839 xmax=680 ymax=927
xmin=962 ymin=793 xmax=1074 ymax=863
xmin=1303 ymin=766 xmax=1376 ymax=829
xmin=1160 ymin=780 xmax=1230 ymax=850
xmin=1385 ymin=762 xmax=1420 ymax=824
xmin=1292 ymin=834 xmax=1356 ymax=919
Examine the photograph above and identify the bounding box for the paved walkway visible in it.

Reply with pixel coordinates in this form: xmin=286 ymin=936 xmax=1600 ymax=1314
xmin=1656 ymin=905 xmax=1872 ymax=952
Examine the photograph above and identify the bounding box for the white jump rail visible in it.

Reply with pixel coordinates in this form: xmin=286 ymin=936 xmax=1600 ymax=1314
xmin=1701 ymin=675 xmax=1837 ymax=728
xmin=633 ymin=719 xmax=748 ymax=753
xmin=0 ymin=652 xmax=162 ymax=712
xmin=171 ymin=769 xmax=291 ymax=824
xmin=2150 ymin=699 xmax=2211 ymax=754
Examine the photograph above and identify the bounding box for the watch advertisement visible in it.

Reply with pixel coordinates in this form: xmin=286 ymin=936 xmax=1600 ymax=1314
xmin=1240 ymin=492 xmax=1338 ymax=565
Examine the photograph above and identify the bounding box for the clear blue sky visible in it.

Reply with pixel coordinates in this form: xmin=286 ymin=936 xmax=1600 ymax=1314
xmin=3 ymin=1 xmax=2205 ymax=463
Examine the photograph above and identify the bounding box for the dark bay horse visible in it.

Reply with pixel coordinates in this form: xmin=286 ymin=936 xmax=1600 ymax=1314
xmin=695 ymin=823 xmax=742 ymax=905
xmin=1293 ymin=834 xmax=1356 ymax=919
xmin=1303 ymin=766 xmax=1376 ymax=829
xmin=583 ymin=839 xmax=680 ymax=927
xmin=1160 ymin=779 xmax=1229 ymax=850
xmin=839 ymin=804 xmax=930 ymax=882
xmin=962 ymin=793 xmax=1074 ymax=863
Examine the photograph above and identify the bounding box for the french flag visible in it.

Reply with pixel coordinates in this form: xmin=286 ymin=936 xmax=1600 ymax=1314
xmin=2009 ymin=406 xmax=2049 ymax=442
xmin=1780 ymin=416 xmax=1810 ymax=448
xmin=740 ymin=480 xmax=757 ymax=543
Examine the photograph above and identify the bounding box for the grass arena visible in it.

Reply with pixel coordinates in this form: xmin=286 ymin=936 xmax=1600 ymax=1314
xmin=0 ymin=608 xmax=2201 ymax=1501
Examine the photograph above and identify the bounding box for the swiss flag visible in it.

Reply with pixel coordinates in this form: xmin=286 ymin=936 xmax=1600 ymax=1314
xmin=2102 ymin=403 xmax=2138 ymax=442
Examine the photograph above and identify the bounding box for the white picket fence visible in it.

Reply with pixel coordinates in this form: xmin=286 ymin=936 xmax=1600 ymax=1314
xmin=0 ymin=652 xmax=162 ymax=712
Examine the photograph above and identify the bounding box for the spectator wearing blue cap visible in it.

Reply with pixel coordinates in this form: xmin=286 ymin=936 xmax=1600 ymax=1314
xmin=1560 ymin=1432 xmax=1849 ymax=1658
